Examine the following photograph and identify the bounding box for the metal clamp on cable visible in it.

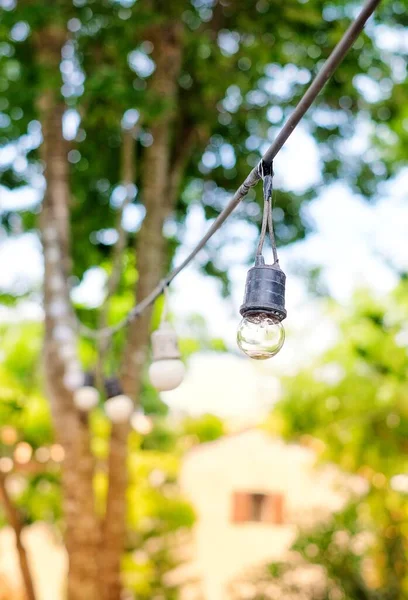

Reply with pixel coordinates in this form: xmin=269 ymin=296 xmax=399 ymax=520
xmin=258 ymin=159 xmax=274 ymax=203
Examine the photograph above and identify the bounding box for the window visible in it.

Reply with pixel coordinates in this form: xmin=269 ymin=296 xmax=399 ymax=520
xmin=251 ymin=493 xmax=265 ymax=522
xmin=231 ymin=491 xmax=284 ymax=525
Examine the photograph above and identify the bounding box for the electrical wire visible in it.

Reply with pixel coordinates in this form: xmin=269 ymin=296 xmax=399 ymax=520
xmin=256 ymin=160 xmax=278 ymax=263
xmin=267 ymin=193 xmax=279 ymax=265
xmin=78 ymin=0 xmax=382 ymax=340
xmin=256 ymin=199 xmax=270 ymax=258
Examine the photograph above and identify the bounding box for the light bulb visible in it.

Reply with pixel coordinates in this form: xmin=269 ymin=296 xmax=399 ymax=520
xmin=73 ymin=373 xmax=99 ymax=411
xmin=149 ymin=359 xmax=185 ymax=392
xmin=237 ymin=313 xmax=285 ymax=360
xmin=149 ymin=322 xmax=185 ymax=391
xmin=131 ymin=412 xmax=153 ymax=435
xmin=105 ymin=395 xmax=133 ymax=424
xmin=73 ymin=386 xmax=99 ymax=411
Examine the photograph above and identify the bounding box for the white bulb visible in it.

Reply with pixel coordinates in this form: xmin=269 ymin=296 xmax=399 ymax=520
xmin=105 ymin=395 xmax=133 ymax=424
xmin=131 ymin=412 xmax=153 ymax=435
xmin=73 ymin=386 xmax=99 ymax=412
xmin=149 ymin=359 xmax=185 ymax=392
xmin=63 ymin=368 xmax=83 ymax=391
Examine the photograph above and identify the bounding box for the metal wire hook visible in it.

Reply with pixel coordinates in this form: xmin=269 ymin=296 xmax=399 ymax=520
xmin=256 ymin=161 xmax=279 ymax=264
xmin=160 ymin=281 xmax=170 ymax=324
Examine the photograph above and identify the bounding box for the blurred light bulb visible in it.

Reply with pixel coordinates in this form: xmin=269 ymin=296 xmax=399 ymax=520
xmin=149 ymin=359 xmax=185 ymax=392
xmin=73 ymin=373 xmax=99 ymax=411
xmin=1 ymin=426 xmax=18 ymax=445
xmin=35 ymin=447 xmax=51 ymax=463
xmin=50 ymin=444 xmax=65 ymax=463
xmin=73 ymin=386 xmax=99 ymax=411
xmin=0 ymin=457 xmax=13 ymax=473
xmin=131 ymin=411 xmax=153 ymax=435
xmin=104 ymin=377 xmax=133 ymax=424
xmin=237 ymin=313 xmax=285 ymax=360
xmin=105 ymin=395 xmax=133 ymax=424
xmin=14 ymin=442 xmax=33 ymax=464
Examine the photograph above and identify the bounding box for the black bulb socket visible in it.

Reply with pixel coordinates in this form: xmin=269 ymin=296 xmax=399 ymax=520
xmin=104 ymin=377 xmax=123 ymax=399
xmin=240 ymin=256 xmax=287 ymax=323
xmin=83 ymin=372 xmax=95 ymax=387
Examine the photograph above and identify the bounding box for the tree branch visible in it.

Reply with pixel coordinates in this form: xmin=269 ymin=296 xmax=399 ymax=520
xmin=121 ymin=20 xmax=183 ymax=398
xmin=167 ymin=123 xmax=197 ymax=211
xmin=0 ymin=472 xmax=37 ymax=600
xmin=96 ymin=126 xmax=138 ymax=387
xmin=99 ymin=19 xmax=184 ymax=600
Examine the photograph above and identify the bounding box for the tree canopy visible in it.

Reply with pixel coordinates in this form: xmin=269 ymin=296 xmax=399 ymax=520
xmin=1 ymin=0 xmax=406 ymax=297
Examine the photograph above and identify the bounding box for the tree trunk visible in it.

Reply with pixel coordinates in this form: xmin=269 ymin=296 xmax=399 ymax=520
xmin=99 ymin=422 xmax=130 ymax=600
xmin=35 ymin=28 xmax=101 ymax=600
xmin=98 ymin=20 xmax=183 ymax=600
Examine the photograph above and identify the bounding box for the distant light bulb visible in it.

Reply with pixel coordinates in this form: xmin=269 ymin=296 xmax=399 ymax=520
xmin=237 ymin=313 xmax=285 ymax=360
xmin=105 ymin=395 xmax=133 ymax=424
xmin=63 ymin=367 xmax=83 ymax=391
xmin=131 ymin=412 xmax=153 ymax=435
xmin=149 ymin=359 xmax=185 ymax=392
xmin=149 ymin=321 xmax=185 ymax=391
xmin=73 ymin=386 xmax=99 ymax=412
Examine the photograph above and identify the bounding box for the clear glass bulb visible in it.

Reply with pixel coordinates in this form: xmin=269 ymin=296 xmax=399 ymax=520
xmin=237 ymin=313 xmax=285 ymax=360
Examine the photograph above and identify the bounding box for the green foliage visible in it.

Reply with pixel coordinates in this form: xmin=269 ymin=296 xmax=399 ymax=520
xmin=236 ymin=495 xmax=408 ymax=599
xmin=270 ymin=281 xmax=408 ymax=476
xmin=0 ymin=318 xmax=201 ymax=597
xmin=0 ymin=323 xmax=52 ymax=446
xmin=2 ymin=1 xmax=408 ymax=597
xmin=1 ymin=0 xmax=407 ymax=294
xmin=124 ymin=442 xmax=196 ymax=598
xmin=181 ymin=412 xmax=225 ymax=444
xmin=0 ymin=324 xmax=61 ymax=528
xmin=235 ymin=278 xmax=408 ymax=599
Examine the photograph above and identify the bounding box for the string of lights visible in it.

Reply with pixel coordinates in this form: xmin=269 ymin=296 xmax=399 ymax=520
xmin=78 ymin=0 xmax=381 ymax=345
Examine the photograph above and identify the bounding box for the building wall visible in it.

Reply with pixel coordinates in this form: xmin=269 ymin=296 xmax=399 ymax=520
xmin=180 ymin=430 xmax=356 ymax=600
xmin=0 ymin=522 xmax=66 ymax=600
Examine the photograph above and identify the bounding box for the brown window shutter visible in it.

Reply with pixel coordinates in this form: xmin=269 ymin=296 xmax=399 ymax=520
xmin=231 ymin=492 xmax=251 ymax=523
xmin=264 ymin=493 xmax=284 ymax=525
xmin=274 ymin=493 xmax=284 ymax=524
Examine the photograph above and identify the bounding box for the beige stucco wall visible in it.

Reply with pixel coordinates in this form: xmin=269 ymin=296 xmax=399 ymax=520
xmin=0 ymin=522 xmax=66 ymax=600
xmin=180 ymin=429 xmax=359 ymax=600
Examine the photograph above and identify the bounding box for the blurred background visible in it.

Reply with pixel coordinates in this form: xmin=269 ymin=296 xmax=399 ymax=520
xmin=0 ymin=0 xmax=408 ymax=599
